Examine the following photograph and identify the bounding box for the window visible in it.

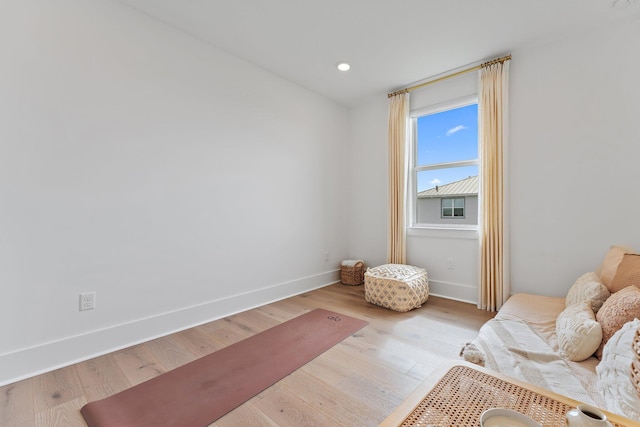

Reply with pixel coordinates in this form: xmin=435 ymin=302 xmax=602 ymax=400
xmin=410 ymin=97 xmax=478 ymax=227
xmin=442 ymin=198 xmax=465 ymax=218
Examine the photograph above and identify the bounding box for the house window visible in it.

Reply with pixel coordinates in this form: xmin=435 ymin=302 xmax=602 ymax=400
xmin=410 ymin=97 xmax=478 ymax=226
xmin=442 ymin=198 xmax=465 ymax=218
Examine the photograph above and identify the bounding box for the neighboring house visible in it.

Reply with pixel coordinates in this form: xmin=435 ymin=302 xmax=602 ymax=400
xmin=417 ymin=176 xmax=478 ymax=225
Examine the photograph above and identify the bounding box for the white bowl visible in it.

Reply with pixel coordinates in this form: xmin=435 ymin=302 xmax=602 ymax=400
xmin=480 ymin=408 xmax=542 ymax=427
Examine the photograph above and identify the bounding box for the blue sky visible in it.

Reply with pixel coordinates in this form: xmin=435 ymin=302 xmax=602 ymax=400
xmin=416 ymin=103 xmax=478 ymax=192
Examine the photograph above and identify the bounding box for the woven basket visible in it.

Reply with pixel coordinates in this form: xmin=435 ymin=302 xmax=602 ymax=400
xmin=340 ymin=261 xmax=365 ymax=285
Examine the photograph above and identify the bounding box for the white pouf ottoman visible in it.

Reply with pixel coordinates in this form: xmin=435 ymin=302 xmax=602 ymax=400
xmin=364 ymin=264 xmax=429 ymax=312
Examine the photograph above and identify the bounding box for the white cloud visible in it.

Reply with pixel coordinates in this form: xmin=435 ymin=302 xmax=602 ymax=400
xmin=446 ymin=125 xmax=467 ymax=136
xmin=430 ymin=178 xmax=442 ymax=187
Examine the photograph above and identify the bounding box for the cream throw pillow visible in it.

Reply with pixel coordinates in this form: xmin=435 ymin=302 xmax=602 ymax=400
xmin=565 ymin=272 xmax=610 ymax=313
xmin=556 ymin=302 xmax=602 ymax=362
xmin=596 ymin=319 xmax=640 ymax=420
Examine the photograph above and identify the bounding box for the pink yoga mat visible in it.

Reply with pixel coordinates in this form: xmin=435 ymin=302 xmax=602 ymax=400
xmin=81 ymin=308 xmax=368 ymax=427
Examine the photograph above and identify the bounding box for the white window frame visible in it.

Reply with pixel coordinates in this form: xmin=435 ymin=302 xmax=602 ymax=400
xmin=408 ymin=95 xmax=479 ymax=231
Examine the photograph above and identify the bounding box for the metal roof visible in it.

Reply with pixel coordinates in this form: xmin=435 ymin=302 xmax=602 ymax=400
xmin=417 ymin=175 xmax=478 ymax=198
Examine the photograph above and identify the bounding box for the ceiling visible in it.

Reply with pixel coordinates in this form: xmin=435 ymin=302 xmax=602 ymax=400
xmin=116 ymin=0 xmax=638 ymax=106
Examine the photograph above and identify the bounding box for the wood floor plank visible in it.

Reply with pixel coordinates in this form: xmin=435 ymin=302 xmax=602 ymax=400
xmin=211 ymin=402 xmax=280 ymax=427
xmin=32 ymin=365 xmax=83 ymax=413
xmin=74 ymin=355 xmax=131 ymax=402
xmin=337 ymin=329 xmax=424 ymax=374
xmin=215 ymin=309 xmax=281 ymax=339
xmin=297 ymin=355 xmax=352 ymax=388
xmin=336 ymin=372 xmax=408 ymax=419
xmin=227 ymin=309 xmax=282 ymax=333
xmin=143 ymin=335 xmax=198 ymax=371
xmin=253 ymin=386 xmax=340 ymax=427
xmin=1 ymin=282 xmax=494 ymax=426
xmin=0 ymin=378 xmax=35 ymax=426
xmin=254 ymin=304 xmax=301 ymax=323
xmin=317 ymin=346 xmax=422 ymax=398
xmin=171 ymin=327 xmax=223 ymax=358
xmin=406 ymin=360 xmax=441 ymax=381
xmin=199 ymin=325 xmax=250 ymax=348
xmin=35 ymin=397 xmax=85 ymax=427
xmin=279 ymin=369 xmax=385 ymax=427
xmin=111 ymin=343 xmax=167 ymax=386
xmin=0 ymin=420 xmax=35 ymax=427
xmin=349 ymin=323 xmax=452 ymax=363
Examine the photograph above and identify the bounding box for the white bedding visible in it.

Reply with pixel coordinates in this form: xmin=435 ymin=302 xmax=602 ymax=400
xmin=467 ymin=318 xmax=599 ymax=406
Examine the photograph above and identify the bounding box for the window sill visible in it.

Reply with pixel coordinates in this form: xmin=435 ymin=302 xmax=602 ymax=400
xmin=407 ymin=226 xmax=479 ymax=240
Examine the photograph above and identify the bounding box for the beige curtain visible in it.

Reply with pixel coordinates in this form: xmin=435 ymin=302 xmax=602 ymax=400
xmin=479 ymin=59 xmax=510 ymax=311
xmin=387 ymin=91 xmax=410 ymax=264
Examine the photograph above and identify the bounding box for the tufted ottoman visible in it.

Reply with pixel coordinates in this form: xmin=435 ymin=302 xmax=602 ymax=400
xmin=364 ymin=264 xmax=429 ymax=312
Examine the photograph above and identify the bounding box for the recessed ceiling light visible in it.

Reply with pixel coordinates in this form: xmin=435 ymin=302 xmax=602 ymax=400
xmin=336 ymin=62 xmax=351 ymax=71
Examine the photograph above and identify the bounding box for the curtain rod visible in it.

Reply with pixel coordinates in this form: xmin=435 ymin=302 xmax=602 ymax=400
xmin=387 ymin=54 xmax=511 ymax=98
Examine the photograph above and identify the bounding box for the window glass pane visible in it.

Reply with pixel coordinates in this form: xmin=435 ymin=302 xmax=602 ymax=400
xmin=416 ymin=171 xmax=477 ymax=225
xmin=412 ymin=101 xmax=478 ymax=227
xmin=416 ymin=103 xmax=478 ymax=166
xmin=416 ymin=166 xmax=478 ymax=193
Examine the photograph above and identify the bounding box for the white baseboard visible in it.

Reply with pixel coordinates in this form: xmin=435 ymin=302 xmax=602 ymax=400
xmin=0 ymin=269 xmax=340 ymax=387
xmin=428 ymin=279 xmax=477 ymax=305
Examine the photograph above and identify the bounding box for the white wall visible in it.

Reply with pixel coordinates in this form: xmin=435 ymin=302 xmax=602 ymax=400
xmin=0 ymin=0 xmax=349 ymax=385
xmin=349 ymin=15 xmax=640 ymax=303
xmin=509 ymin=16 xmax=640 ymax=296
xmin=347 ymin=97 xmax=389 ymax=268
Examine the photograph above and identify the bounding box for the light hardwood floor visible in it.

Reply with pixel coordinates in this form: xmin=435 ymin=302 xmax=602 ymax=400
xmin=0 ymin=283 xmax=495 ymax=426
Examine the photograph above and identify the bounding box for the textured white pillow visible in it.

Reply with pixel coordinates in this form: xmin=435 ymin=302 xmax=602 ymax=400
xmin=565 ymin=272 xmax=610 ymax=313
xmin=596 ymin=318 xmax=640 ymax=421
xmin=556 ymin=302 xmax=602 ymax=361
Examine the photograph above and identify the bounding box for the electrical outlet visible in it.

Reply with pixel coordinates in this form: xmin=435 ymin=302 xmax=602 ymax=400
xmin=79 ymin=292 xmax=96 ymax=311
xmin=447 ymin=258 xmax=454 ymax=270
